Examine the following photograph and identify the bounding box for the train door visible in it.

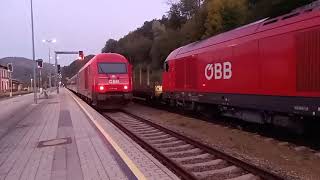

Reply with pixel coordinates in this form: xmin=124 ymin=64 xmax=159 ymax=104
xmin=84 ymin=66 xmax=90 ymax=97
xmin=174 ymin=59 xmax=186 ymax=92
xmin=162 ymin=61 xmax=170 ymax=92
xmin=185 ymin=55 xmax=198 ymax=91
xmin=84 ymin=67 xmax=89 ymax=90
xmin=77 ymin=74 xmax=80 ymax=93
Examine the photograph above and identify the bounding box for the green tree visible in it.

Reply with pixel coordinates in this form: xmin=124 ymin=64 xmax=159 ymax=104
xmin=167 ymin=3 xmax=186 ymax=30
xmin=98 ymin=0 xmax=316 ymax=72
xmin=151 ymin=28 xmax=183 ymax=68
xmin=179 ymin=0 xmax=203 ymax=18
xmin=248 ymin=0 xmax=315 ymax=21
xmin=101 ymin=39 xmax=118 ymax=53
xmin=204 ymin=0 xmax=248 ymax=38
xmin=180 ymin=3 xmax=207 ymax=43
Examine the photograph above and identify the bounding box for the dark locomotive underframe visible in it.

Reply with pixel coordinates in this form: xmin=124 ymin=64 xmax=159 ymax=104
xmin=162 ymin=91 xmax=319 ymax=132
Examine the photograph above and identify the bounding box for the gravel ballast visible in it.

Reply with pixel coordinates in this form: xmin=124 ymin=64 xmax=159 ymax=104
xmin=125 ymin=104 xmax=320 ymax=180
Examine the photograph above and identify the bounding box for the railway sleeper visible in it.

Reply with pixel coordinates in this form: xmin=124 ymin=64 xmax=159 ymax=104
xmin=142 ymin=132 xmax=166 ymax=137
xmin=160 ymin=144 xmax=194 ymax=153
xmin=122 ymin=121 xmax=146 ymax=126
xmin=127 ymin=125 xmax=151 ymax=130
xmin=135 ymin=129 xmax=160 ymax=135
xmin=193 ymin=165 xmax=242 ymax=179
xmin=133 ymin=129 xmax=157 ymax=134
xmin=148 ymin=137 xmax=178 ymax=144
xmin=132 ymin=126 xmax=155 ymax=131
xmin=165 ymin=148 xmax=203 ymax=157
xmin=172 ymin=153 xmax=212 ymax=163
xmin=153 ymin=139 xmax=184 ymax=147
xmin=143 ymin=134 xmax=171 ymax=140
xmin=182 ymin=159 xmax=224 ymax=169
xmin=155 ymin=141 xmax=186 ymax=149
xmin=226 ymin=173 xmax=260 ymax=180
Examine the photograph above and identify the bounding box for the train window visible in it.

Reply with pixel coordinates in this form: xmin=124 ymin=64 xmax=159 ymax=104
xmin=98 ymin=63 xmax=127 ymax=74
xmin=263 ymin=19 xmax=278 ymax=26
xmin=305 ymin=9 xmax=313 ymax=13
xmin=282 ymin=13 xmax=299 ymax=20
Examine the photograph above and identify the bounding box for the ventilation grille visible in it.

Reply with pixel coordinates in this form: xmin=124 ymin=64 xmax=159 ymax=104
xmin=296 ymin=29 xmax=320 ymax=92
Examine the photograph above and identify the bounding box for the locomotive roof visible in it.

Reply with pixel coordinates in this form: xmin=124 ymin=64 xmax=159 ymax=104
xmin=165 ymin=3 xmax=320 ymax=62
xmin=78 ymin=53 xmax=128 ymax=73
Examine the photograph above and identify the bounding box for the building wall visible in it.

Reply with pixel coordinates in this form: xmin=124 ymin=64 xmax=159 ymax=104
xmin=0 ymin=68 xmax=9 ymax=93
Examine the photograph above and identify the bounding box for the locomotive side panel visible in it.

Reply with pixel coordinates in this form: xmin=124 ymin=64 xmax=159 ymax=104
xmin=161 ymin=7 xmax=320 ymax=127
xmin=295 ymin=26 xmax=320 ymax=97
xmin=259 ymin=33 xmax=296 ymax=96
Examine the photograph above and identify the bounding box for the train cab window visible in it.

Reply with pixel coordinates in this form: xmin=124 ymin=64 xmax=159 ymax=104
xmin=282 ymin=13 xmax=299 ymax=20
xmin=305 ymin=9 xmax=313 ymax=13
xmin=263 ymin=19 xmax=278 ymax=26
xmin=98 ymin=63 xmax=127 ymax=74
xmin=164 ymin=62 xmax=169 ymax=72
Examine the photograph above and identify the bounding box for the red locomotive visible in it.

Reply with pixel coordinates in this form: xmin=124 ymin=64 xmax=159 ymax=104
xmin=134 ymin=5 xmax=320 ymax=132
xmin=68 ymin=53 xmax=133 ymax=109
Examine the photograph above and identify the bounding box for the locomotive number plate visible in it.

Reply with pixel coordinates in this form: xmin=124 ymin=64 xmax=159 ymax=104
xmin=108 ymin=79 xmax=120 ymax=84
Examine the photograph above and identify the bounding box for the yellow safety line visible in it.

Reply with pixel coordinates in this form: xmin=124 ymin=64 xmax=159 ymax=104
xmin=67 ymin=90 xmax=147 ymax=180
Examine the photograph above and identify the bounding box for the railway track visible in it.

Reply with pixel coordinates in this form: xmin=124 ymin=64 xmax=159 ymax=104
xmin=135 ymin=99 xmax=320 ymax=153
xmin=102 ymin=110 xmax=284 ymax=180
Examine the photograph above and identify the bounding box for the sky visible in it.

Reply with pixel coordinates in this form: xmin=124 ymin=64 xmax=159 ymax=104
xmin=0 ymin=0 xmax=170 ymax=66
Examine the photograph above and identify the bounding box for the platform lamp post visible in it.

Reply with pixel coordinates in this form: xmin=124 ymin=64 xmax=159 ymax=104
xmin=30 ymin=0 xmax=37 ymax=104
xmin=42 ymin=38 xmax=56 ymax=88
xmin=55 ymin=53 xmax=60 ymax=94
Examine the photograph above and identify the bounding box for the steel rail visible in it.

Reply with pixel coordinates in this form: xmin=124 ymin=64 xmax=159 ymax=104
xmin=103 ymin=113 xmax=197 ymax=180
xmin=120 ymin=110 xmax=284 ymax=180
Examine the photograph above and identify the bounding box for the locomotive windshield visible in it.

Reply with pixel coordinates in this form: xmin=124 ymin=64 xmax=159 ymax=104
xmin=98 ymin=63 xmax=127 ymax=74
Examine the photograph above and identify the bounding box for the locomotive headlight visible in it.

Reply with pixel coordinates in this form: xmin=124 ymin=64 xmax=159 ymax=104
xmin=99 ymin=85 xmax=105 ymax=91
xmin=124 ymin=85 xmax=128 ymax=90
xmin=155 ymin=85 xmax=162 ymax=92
xmin=155 ymin=85 xmax=163 ymax=97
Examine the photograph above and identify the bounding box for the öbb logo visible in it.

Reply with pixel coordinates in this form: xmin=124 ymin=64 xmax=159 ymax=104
xmin=108 ymin=79 xmax=120 ymax=84
xmin=205 ymin=62 xmax=232 ymax=80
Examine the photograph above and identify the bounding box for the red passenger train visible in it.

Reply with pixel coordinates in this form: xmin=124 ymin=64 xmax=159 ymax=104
xmin=68 ymin=53 xmax=133 ymax=109
xmin=156 ymin=5 xmax=320 ymax=132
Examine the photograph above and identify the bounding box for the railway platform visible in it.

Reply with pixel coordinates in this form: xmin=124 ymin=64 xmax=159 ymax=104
xmin=0 ymin=88 xmax=178 ymax=180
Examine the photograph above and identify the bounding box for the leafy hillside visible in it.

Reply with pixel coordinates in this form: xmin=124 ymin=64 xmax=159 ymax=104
xmin=0 ymin=55 xmax=96 ymax=86
xmin=102 ymin=0 xmax=316 ymax=70
xmin=61 ymin=55 xmax=95 ymax=83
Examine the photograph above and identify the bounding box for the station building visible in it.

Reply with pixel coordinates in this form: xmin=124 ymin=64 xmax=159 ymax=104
xmin=0 ymin=65 xmax=9 ymax=93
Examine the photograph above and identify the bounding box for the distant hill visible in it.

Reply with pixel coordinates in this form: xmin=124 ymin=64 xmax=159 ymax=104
xmin=0 ymin=55 xmax=95 ymax=86
xmin=0 ymin=57 xmax=55 ymax=86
